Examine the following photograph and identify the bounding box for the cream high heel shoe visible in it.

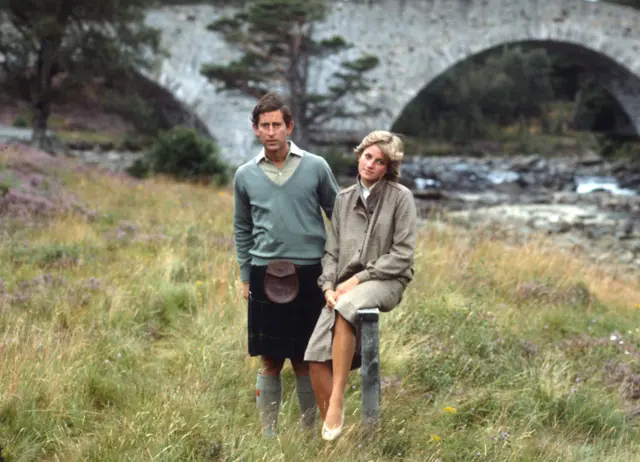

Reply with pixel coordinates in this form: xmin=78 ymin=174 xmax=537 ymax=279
xmin=321 ymin=410 xmax=344 ymax=441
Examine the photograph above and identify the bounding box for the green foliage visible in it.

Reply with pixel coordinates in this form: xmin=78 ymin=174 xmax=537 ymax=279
xmin=9 ymin=242 xmax=85 ymax=267
xmin=342 ymin=55 xmax=380 ymax=73
xmin=104 ymin=94 xmax=163 ymax=136
xmin=146 ymin=126 xmax=229 ymax=183
xmin=160 ymin=0 xmax=246 ymax=4
xmin=393 ymin=42 xmax=638 ymax=151
xmin=0 ymin=0 xmax=161 ymax=146
xmin=118 ymin=133 xmax=149 ymax=152
xmin=126 ymin=158 xmax=150 ymax=179
xmin=0 ymin=171 xmax=20 ymax=197
xmin=605 ymin=0 xmax=640 ymax=8
xmin=146 ymin=283 xmax=199 ymax=328
xmin=201 ymin=0 xmax=380 ymax=145
xmin=598 ymin=136 xmax=640 ymax=159
xmin=12 ymin=115 xmax=29 ymax=128
xmin=393 ymin=46 xmax=554 ymax=142
xmin=206 ymin=16 xmax=243 ymax=32
xmin=317 ymin=146 xmax=353 ymax=177
xmin=320 ymin=35 xmax=348 ymax=49
xmin=573 ymin=81 xmax=634 ymax=134
xmin=242 ymin=0 xmax=325 ymax=30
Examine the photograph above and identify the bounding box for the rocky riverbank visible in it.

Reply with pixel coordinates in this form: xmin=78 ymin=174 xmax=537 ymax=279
xmin=3 ymin=137 xmax=638 ymax=276
xmin=402 ymin=154 xmax=640 ymax=276
xmin=66 ymin=149 xmax=144 ymax=172
xmin=0 ymin=126 xmax=145 ymax=172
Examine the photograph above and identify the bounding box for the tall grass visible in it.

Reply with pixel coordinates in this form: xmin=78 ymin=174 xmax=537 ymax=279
xmin=1 ymin=155 xmax=640 ymax=461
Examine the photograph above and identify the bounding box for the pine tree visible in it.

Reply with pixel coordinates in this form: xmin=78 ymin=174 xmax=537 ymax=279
xmin=201 ymin=0 xmax=379 ymax=147
xmin=0 ymin=0 xmax=160 ymax=151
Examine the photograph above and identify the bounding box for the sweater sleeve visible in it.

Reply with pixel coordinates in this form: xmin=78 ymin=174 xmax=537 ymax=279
xmin=355 ymin=190 xmax=417 ymax=282
xmin=318 ymin=196 xmax=341 ymax=292
xmin=233 ymin=170 xmax=254 ymax=282
xmin=317 ymin=158 xmax=339 ymax=218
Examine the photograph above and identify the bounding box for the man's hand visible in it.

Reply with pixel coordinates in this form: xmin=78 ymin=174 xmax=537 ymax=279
xmin=324 ymin=289 xmax=337 ymax=309
xmin=243 ymin=282 xmax=250 ymax=300
xmin=334 ymin=275 xmax=360 ymax=300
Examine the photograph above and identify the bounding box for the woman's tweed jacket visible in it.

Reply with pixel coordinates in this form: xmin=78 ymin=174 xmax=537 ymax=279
xmin=318 ymin=178 xmax=417 ymax=292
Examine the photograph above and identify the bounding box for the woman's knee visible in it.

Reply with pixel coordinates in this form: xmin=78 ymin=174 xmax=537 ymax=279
xmin=361 ymin=280 xmax=404 ymax=312
xmin=308 ymin=361 xmax=329 ymax=374
xmin=334 ymin=311 xmax=355 ymax=334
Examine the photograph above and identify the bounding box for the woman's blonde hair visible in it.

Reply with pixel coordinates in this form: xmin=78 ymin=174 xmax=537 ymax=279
xmin=353 ymin=130 xmax=404 ymax=182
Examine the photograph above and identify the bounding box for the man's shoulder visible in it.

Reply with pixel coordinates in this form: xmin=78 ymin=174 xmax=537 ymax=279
xmin=296 ymin=150 xmax=329 ymax=170
xmin=234 ymin=160 xmax=258 ymax=178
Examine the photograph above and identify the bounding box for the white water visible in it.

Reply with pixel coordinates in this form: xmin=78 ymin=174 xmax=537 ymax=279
xmin=574 ymin=176 xmax=637 ymax=196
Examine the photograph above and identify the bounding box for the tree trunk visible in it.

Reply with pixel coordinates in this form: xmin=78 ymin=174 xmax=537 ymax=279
xmin=570 ymin=87 xmax=584 ymax=130
xmin=289 ymin=94 xmax=310 ymax=148
xmin=287 ymin=21 xmax=310 ymax=149
xmin=291 ymin=110 xmax=310 ymax=148
xmin=31 ymin=95 xmax=51 ymax=151
xmin=31 ymin=38 xmax=59 ymax=152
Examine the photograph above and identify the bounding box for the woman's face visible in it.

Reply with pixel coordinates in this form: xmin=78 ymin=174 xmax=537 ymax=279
xmin=358 ymin=144 xmax=388 ymax=187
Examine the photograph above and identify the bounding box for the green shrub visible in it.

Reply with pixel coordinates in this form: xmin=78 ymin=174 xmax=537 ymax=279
xmin=125 ymin=158 xmax=149 ymax=179
xmin=146 ymin=127 xmax=229 ymax=183
xmin=105 ymin=95 xmax=162 ymax=136
xmin=118 ymin=133 xmax=148 ymax=152
xmin=12 ymin=115 xmax=29 ymax=128
xmin=598 ymin=136 xmax=640 ymax=160
xmin=318 ymin=146 xmax=354 ymax=177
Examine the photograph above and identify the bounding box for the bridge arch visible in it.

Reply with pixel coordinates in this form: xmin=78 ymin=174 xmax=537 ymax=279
xmin=308 ymin=0 xmax=640 ymax=137
xmin=146 ymin=0 xmax=640 ymax=161
xmin=384 ymin=34 xmax=640 ymax=136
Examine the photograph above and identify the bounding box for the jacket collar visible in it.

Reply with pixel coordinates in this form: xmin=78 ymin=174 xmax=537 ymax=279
xmin=255 ymin=140 xmax=304 ymax=164
xmin=354 ymin=176 xmax=386 ymax=212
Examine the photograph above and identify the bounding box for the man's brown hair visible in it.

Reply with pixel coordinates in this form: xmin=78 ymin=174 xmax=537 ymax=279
xmin=251 ymin=92 xmax=294 ymax=127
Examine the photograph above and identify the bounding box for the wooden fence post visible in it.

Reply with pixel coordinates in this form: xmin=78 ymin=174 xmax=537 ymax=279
xmin=358 ymin=307 xmax=380 ymax=426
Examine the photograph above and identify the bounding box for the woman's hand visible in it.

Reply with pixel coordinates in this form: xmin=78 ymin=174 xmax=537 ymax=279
xmin=334 ymin=275 xmax=360 ymax=300
xmin=325 ymin=289 xmax=337 ymax=309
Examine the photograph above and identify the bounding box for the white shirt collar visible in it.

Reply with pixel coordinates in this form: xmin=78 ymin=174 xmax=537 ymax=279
xmin=359 ymin=178 xmax=379 ymax=202
xmin=255 ymin=140 xmax=305 ymax=164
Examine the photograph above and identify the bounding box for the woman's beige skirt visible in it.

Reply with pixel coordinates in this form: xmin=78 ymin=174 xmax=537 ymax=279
xmin=304 ymin=279 xmax=404 ymax=365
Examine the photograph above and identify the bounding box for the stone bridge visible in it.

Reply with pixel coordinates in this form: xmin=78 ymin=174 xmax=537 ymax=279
xmin=145 ymin=0 xmax=640 ymax=163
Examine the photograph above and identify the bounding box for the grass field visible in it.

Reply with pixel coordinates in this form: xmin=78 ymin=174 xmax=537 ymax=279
xmin=1 ymin=147 xmax=640 ymax=461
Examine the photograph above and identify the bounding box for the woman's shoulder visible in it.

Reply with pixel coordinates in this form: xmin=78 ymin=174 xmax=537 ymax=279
xmin=332 ymin=184 xmax=357 ymax=211
xmin=336 ymin=183 xmax=358 ymax=200
xmin=384 ymin=181 xmax=413 ymax=199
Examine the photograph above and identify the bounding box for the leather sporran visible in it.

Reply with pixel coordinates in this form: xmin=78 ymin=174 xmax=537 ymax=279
xmin=264 ymin=260 xmax=299 ymax=304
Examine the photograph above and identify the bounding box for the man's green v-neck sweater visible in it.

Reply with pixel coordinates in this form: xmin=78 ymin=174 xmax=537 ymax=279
xmin=233 ymin=152 xmax=339 ymax=282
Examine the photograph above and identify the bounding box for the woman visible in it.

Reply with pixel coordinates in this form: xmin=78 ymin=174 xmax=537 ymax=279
xmin=304 ymin=130 xmax=417 ymax=440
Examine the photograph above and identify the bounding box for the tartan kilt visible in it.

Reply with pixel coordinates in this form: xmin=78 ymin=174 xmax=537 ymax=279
xmin=248 ymin=263 xmax=324 ymax=361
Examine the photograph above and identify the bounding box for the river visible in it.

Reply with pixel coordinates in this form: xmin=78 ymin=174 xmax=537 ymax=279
xmin=401 ymin=153 xmax=640 ymax=276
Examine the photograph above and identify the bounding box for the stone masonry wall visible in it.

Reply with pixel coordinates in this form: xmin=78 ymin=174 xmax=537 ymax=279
xmin=144 ymin=0 xmax=640 ymax=164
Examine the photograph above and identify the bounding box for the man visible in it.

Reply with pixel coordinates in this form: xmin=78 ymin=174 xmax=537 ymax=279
xmin=233 ymin=92 xmax=339 ymax=436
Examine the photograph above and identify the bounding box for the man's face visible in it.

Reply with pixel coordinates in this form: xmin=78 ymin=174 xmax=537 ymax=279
xmin=358 ymin=144 xmax=388 ymax=186
xmin=253 ymin=110 xmax=293 ymax=153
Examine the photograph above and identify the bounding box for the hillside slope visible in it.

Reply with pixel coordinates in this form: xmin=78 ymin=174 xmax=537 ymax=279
xmin=1 ymin=145 xmax=640 ymax=461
